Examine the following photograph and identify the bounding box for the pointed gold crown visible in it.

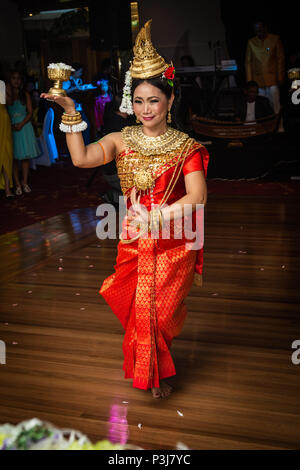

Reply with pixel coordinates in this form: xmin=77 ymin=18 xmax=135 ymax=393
xmin=130 ymin=19 xmax=169 ymax=79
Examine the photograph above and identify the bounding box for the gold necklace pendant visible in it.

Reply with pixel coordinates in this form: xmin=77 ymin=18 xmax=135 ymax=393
xmin=133 ymin=167 xmax=155 ymax=191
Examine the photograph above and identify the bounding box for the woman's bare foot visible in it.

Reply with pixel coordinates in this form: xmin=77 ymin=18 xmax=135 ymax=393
xmin=151 ymin=380 xmax=173 ymax=399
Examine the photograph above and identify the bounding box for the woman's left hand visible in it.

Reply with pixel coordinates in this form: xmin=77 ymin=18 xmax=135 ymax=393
xmin=127 ymin=187 xmax=149 ymax=228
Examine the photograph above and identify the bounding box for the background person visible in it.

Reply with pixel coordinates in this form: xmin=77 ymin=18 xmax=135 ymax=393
xmin=0 ymin=80 xmax=14 ymax=197
xmin=7 ymin=71 xmax=40 ymax=195
xmin=245 ymin=19 xmax=285 ymax=131
xmin=235 ymin=80 xmax=274 ymax=121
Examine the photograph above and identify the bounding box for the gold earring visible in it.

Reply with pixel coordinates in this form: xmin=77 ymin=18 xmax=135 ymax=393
xmin=167 ymin=110 xmax=172 ymax=124
xmin=136 ymin=117 xmax=140 ymax=124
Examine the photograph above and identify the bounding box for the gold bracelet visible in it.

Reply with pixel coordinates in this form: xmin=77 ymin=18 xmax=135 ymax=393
xmin=62 ymin=112 xmax=82 ymax=121
xmin=61 ymin=120 xmax=82 ymax=126
xmin=61 ymin=117 xmax=82 ymax=121
xmin=61 ymin=120 xmax=83 ymax=126
xmin=61 ymin=114 xmax=82 ymax=121
xmin=62 ymin=115 xmax=81 ymax=120
xmin=59 ymin=112 xmax=88 ymax=133
xmin=63 ymin=111 xmax=81 ymax=117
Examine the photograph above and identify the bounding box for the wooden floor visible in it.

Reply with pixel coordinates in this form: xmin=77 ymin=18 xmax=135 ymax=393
xmin=0 ymin=195 xmax=300 ymax=450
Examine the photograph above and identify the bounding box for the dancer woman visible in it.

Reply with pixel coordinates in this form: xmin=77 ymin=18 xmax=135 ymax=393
xmin=41 ymin=20 xmax=209 ymax=399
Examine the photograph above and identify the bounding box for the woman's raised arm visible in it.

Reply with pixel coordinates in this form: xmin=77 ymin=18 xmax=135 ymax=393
xmin=65 ymin=130 xmax=117 ymax=168
xmin=40 ymin=92 xmax=119 ymax=168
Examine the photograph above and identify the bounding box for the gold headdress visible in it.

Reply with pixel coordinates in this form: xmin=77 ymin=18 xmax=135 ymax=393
xmin=119 ymin=19 xmax=174 ymax=114
xmin=130 ymin=19 xmax=168 ymax=79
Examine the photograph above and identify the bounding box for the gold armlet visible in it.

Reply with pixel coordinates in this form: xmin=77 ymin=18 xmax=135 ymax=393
xmin=97 ymin=140 xmax=106 ymax=165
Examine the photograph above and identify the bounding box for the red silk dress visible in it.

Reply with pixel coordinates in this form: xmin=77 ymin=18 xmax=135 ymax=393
xmin=99 ymin=139 xmax=209 ymax=390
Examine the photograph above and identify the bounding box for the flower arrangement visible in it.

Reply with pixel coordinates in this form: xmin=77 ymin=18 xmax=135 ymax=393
xmin=0 ymin=418 xmax=139 ymax=450
xmin=119 ymin=69 xmax=134 ymax=115
xmin=0 ymin=417 xmax=189 ymax=451
xmin=47 ymin=63 xmax=75 ymax=71
xmin=47 ymin=63 xmax=75 ymax=97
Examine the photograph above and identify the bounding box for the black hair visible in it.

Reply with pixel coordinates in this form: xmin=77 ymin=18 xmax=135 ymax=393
xmin=245 ymin=80 xmax=258 ymax=89
xmin=131 ymin=76 xmax=182 ymax=130
xmin=132 ymin=76 xmax=173 ymax=99
xmin=9 ymin=70 xmax=26 ymax=105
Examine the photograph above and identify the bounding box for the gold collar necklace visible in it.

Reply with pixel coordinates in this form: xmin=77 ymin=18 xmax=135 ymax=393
xmin=121 ymin=125 xmax=189 ymax=156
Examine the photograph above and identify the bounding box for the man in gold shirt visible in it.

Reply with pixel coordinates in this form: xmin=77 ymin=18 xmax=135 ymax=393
xmin=245 ymin=19 xmax=285 ymax=132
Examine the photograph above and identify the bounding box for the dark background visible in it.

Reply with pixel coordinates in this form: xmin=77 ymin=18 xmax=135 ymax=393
xmin=220 ymin=0 xmax=299 ymax=86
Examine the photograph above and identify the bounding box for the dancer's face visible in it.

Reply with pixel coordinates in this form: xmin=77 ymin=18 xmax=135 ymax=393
xmin=133 ymin=82 xmax=174 ymax=130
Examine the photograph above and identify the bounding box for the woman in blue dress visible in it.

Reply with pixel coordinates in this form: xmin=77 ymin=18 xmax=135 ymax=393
xmin=7 ymin=71 xmax=40 ymax=195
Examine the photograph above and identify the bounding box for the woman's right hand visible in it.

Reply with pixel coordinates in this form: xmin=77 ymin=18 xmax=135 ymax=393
xmin=40 ymin=93 xmax=76 ymax=114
